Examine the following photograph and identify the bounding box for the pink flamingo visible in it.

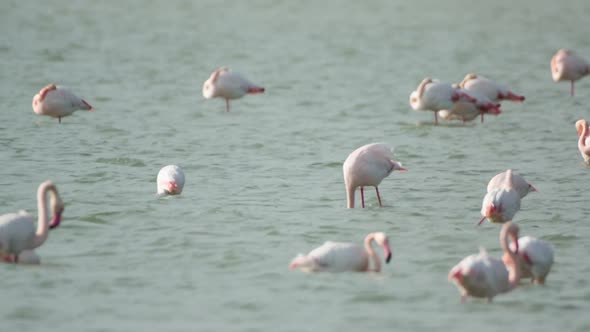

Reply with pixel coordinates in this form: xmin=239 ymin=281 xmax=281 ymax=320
xmin=479 ymin=169 xmax=522 ymax=225
xmin=289 ymin=232 xmax=392 ymax=272
xmin=449 ymin=222 xmax=521 ymax=303
xmin=438 ymin=87 xmax=502 ymax=123
xmin=0 ymin=181 xmax=64 ymax=263
xmin=575 ymin=119 xmax=590 ymax=163
xmin=486 ymin=169 xmax=537 ymax=199
xmin=504 ymin=234 xmax=554 ymax=285
xmin=343 ymin=143 xmax=406 ymax=208
xmin=459 ymin=74 xmax=525 ymax=103
xmin=202 ymin=67 xmax=265 ymax=112
xmin=157 ymin=165 xmax=185 ymax=196
xmin=551 ymin=49 xmax=590 ymax=96
xmin=32 ymin=84 xmax=94 ymax=123
xmin=409 ymin=78 xmax=477 ymax=125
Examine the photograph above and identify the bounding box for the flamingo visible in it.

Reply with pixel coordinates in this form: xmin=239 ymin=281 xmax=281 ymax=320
xmin=409 ymin=78 xmax=477 ymax=125
xmin=289 ymin=232 xmax=392 ymax=272
xmin=479 ymin=189 xmax=521 ymax=226
xmin=343 ymin=143 xmax=406 ymax=208
xmin=504 ymin=235 xmax=554 ymax=285
xmin=14 ymin=207 xmax=64 ymax=265
xmin=438 ymin=87 xmax=502 ymax=123
xmin=551 ymin=49 xmax=590 ymax=96
xmin=32 ymin=84 xmax=94 ymax=123
xmin=202 ymin=67 xmax=265 ymax=112
xmin=0 ymin=181 xmax=64 ymax=263
xmin=448 ymin=222 xmax=521 ymax=303
xmin=575 ymin=119 xmax=590 ymax=163
xmin=459 ymin=74 xmax=525 ymax=103
xmin=487 ymin=169 xmax=537 ymax=199
xmin=157 ymin=165 xmax=185 ymax=196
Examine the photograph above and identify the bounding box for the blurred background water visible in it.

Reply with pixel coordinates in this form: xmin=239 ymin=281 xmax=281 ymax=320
xmin=1 ymin=0 xmax=589 ymax=331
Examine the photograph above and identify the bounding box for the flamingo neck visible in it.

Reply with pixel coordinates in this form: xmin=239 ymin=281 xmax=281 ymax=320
xmin=579 ymin=122 xmax=589 ymax=151
xmin=364 ymin=235 xmax=380 ymax=272
xmin=500 ymin=228 xmax=520 ymax=289
xmin=32 ymin=182 xmax=55 ymax=248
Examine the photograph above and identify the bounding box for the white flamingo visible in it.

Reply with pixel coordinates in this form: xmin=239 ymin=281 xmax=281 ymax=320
xmin=575 ymin=119 xmax=590 ymax=163
xmin=410 ymin=78 xmax=477 ymax=125
xmin=0 ymin=181 xmax=64 ymax=263
xmin=487 ymin=169 xmax=537 ymax=199
xmin=504 ymin=235 xmax=554 ymax=285
xmin=157 ymin=165 xmax=185 ymax=196
xmin=449 ymin=222 xmax=521 ymax=302
xmin=438 ymin=87 xmax=502 ymax=123
xmin=343 ymin=143 xmax=406 ymax=208
xmin=289 ymin=232 xmax=392 ymax=272
xmin=459 ymin=74 xmax=525 ymax=103
xmin=551 ymin=49 xmax=590 ymax=96
xmin=202 ymin=67 xmax=265 ymax=112
xmin=32 ymin=84 xmax=94 ymax=123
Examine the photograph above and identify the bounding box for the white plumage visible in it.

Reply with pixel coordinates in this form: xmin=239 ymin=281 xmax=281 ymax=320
xmin=487 ymin=169 xmax=537 ymax=199
xmin=157 ymin=165 xmax=185 ymax=196
xmin=202 ymin=67 xmax=264 ymax=112
xmin=459 ymin=74 xmax=525 ymax=103
xmin=32 ymin=84 xmax=93 ymax=123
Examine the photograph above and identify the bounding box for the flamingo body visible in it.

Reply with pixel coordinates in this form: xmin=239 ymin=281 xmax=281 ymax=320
xmin=289 ymin=232 xmax=392 ymax=272
xmin=410 ymin=78 xmax=476 ymax=124
xmin=449 ymin=222 xmax=521 ymax=302
xmin=487 ymin=169 xmax=536 ymax=199
xmin=202 ymin=67 xmax=264 ymax=112
xmin=157 ymin=165 xmax=185 ymax=196
xmin=575 ymin=119 xmax=590 ymax=163
xmin=32 ymin=84 xmax=93 ymax=123
xmin=551 ymin=49 xmax=590 ymax=96
xmin=508 ymin=236 xmax=554 ymax=284
xmin=343 ymin=143 xmax=406 ymax=208
xmin=480 ymin=189 xmax=521 ymax=224
xmin=439 ymin=88 xmax=501 ymax=123
xmin=459 ymin=74 xmax=525 ymax=103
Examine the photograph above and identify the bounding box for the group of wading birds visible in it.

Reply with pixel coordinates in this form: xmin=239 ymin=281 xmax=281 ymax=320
xmin=1 ymin=48 xmax=590 ymax=303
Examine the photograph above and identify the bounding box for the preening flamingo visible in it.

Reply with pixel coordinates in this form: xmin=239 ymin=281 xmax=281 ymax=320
xmin=459 ymin=74 xmax=525 ymax=103
xmin=32 ymin=84 xmax=93 ymax=123
xmin=551 ymin=49 xmax=590 ymax=96
xmin=575 ymin=119 xmax=590 ymax=163
xmin=448 ymin=222 xmax=521 ymax=302
xmin=504 ymin=234 xmax=554 ymax=285
xmin=289 ymin=232 xmax=392 ymax=272
xmin=343 ymin=143 xmax=406 ymax=208
xmin=0 ymin=181 xmax=64 ymax=263
xmin=157 ymin=165 xmax=185 ymax=196
xmin=409 ymin=78 xmax=477 ymax=125
xmin=479 ymin=169 xmax=523 ymax=225
xmin=202 ymin=67 xmax=265 ymax=112
xmin=486 ymin=169 xmax=537 ymax=199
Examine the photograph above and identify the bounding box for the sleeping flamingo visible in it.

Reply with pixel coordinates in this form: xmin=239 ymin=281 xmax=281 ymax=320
xmin=504 ymin=234 xmax=554 ymax=285
xmin=575 ymin=119 xmax=590 ymax=163
xmin=551 ymin=49 xmax=590 ymax=96
xmin=459 ymin=74 xmax=525 ymax=103
xmin=32 ymin=84 xmax=94 ymax=123
xmin=202 ymin=67 xmax=265 ymax=112
xmin=289 ymin=232 xmax=392 ymax=272
xmin=157 ymin=165 xmax=185 ymax=196
xmin=448 ymin=222 xmax=521 ymax=303
xmin=0 ymin=181 xmax=64 ymax=263
xmin=343 ymin=143 xmax=406 ymax=208
xmin=438 ymin=87 xmax=502 ymax=123
xmin=410 ymin=78 xmax=478 ymax=125
xmin=487 ymin=169 xmax=537 ymax=199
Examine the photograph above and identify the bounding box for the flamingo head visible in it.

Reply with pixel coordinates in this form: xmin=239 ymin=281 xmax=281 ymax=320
xmin=528 ymin=184 xmax=538 ymax=194
xmin=164 ymin=181 xmax=181 ymax=195
xmin=372 ymin=232 xmax=392 ymax=263
xmin=448 ymin=267 xmax=464 ymax=283
xmin=390 ymin=160 xmax=407 ymax=173
xmin=288 ymin=254 xmax=318 ymax=271
xmin=202 ymin=80 xmax=216 ymax=99
xmin=478 ymin=203 xmax=503 ymax=225
xmin=575 ymin=119 xmax=588 ymax=137
xmin=49 ymin=196 xmax=65 ymax=229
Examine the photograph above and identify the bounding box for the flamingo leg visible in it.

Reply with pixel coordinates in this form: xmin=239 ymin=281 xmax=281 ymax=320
xmin=375 ymin=187 xmax=383 ymax=207
xmin=480 ymin=113 xmax=484 ymax=123
xmin=59 ymin=117 xmax=61 ymax=124
xmin=225 ymin=99 xmax=230 ymax=112
xmin=571 ymin=81 xmax=575 ymax=97
xmin=460 ymin=295 xmax=466 ymax=304
xmin=360 ymin=187 xmax=365 ymax=208
xmin=434 ymin=111 xmax=438 ymax=125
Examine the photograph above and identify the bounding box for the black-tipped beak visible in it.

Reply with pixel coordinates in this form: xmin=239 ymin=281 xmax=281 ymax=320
xmin=385 ymin=252 xmax=392 ymax=263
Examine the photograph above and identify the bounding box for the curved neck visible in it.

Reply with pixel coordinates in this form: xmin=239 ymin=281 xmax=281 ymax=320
xmin=32 ymin=182 xmax=55 ymax=248
xmin=417 ymin=79 xmax=431 ymax=98
xmin=579 ymin=123 xmax=588 ymax=151
xmin=500 ymin=230 xmax=520 ymax=289
xmin=364 ymin=235 xmax=380 ymax=272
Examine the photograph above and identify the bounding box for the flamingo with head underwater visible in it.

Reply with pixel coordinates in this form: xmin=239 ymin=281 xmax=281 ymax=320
xmin=157 ymin=165 xmax=185 ymax=196
xmin=343 ymin=143 xmax=406 ymax=208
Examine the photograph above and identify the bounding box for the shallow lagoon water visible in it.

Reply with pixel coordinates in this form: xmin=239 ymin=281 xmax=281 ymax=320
xmin=1 ymin=1 xmax=590 ymax=331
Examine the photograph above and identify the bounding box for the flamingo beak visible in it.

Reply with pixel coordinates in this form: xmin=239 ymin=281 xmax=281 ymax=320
xmin=384 ymin=244 xmax=392 ymax=263
xmin=477 ymin=215 xmax=486 ymax=226
xmin=506 ymin=91 xmax=525 ymax=102
xmin=49 ymin=208 xmax=64 ymax=229
xmin=530 ymin=184 xmax=538 ymax=192
xmin=82 ymin=99 xmax=94 ymax=111
xmin=397 ymin=167 xmax=408 ymax=172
